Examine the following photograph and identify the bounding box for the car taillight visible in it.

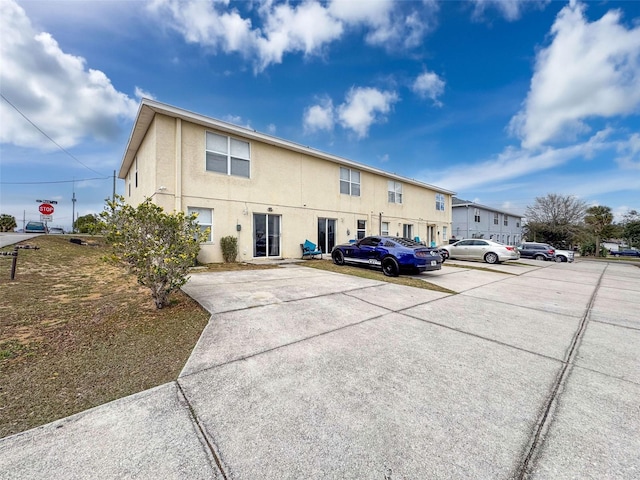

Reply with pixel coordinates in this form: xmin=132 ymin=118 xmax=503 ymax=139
xmin=416 ymin=250 xmax=437 ymax=258
xmin=548 ymin=250 xmax=555 ymax=254
xmin=506 ymin=246 xmax=515 ymax=251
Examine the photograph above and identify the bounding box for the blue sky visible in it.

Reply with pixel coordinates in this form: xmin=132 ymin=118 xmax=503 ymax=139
xmin=1 ymin=0 xmax=639 ymax=231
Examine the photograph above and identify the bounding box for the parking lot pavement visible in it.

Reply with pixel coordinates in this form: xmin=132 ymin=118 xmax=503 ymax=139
xmin=1 ymin=261 xmax=639 ymax=479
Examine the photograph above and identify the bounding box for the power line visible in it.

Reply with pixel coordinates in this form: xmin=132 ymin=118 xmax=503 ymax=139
xmin=0 ymin=93 xmax=110 ymax=177
xmin=0 ymin=176 xmax=111 ymax=185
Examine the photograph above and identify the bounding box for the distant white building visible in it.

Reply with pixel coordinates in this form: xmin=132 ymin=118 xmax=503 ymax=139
xmin=451 ymin=198 xmax=523 ymax=245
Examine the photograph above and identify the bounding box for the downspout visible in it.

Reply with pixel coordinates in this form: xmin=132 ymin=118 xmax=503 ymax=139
xmin=175 ymin=118 xmax=182 ymax=212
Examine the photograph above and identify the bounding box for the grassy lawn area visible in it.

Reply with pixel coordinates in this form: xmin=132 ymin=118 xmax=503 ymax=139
xmin=0 ymin=235 xmax=218 ymax=438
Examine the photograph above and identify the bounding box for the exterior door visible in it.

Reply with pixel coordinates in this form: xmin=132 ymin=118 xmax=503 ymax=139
xmin=254 ymin=213 xmax=281 ymax=257
xmin=317 ymin=218 xmax=336 ymax=254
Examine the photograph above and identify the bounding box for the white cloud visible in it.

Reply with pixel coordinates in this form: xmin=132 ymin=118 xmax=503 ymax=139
xmin=615 ymin=133 xmax=640 ymax=170
xmin=471 ymin=0 xmax=549 ymax=22
xmin=430 ymin=129 xmax=614 ymax=191
xmin=0 ymin=0 xmax=138 ymax=149
xmin=149 ymin=0 xmax=439 ymax=72
xmin=148 ymin=0 xmax=256 ymax=54
xmin=303 ymin=98 xmax=335 ymax=133
xmin=255 ymin=1 xmax=344 ymax=71
xmin=337 ymin=87 xmax=399 ymax=138
xmin=412 ymin=71 xmax=445 ymax=106
xmin=134 ymin=87 xmax=155 ymax=100
xmin=510 ymin=1 xmax=640 ymax=149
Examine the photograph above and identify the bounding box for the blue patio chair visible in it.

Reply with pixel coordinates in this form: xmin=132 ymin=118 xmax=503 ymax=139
xmin=301 ymin=240 xmax=323 ymax=259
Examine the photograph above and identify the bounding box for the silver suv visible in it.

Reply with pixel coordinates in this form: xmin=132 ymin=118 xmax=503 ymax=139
xmin=517 ymin=242 xmax=557 ymax=261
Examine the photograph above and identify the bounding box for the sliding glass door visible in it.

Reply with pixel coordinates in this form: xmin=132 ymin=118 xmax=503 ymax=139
xmin=254 ymin=213 xmax=281 ymax=257
xmin=317 ymin=218 xmax=336 ymax=254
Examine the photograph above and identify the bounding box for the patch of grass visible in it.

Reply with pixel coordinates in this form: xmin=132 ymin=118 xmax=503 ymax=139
xmin=1 ymin=236 xmax=221 ymax=438
xmin=302 ymin=259 xmax=456 ymax=294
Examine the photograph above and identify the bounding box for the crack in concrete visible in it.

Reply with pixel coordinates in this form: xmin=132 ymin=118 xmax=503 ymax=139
xmin=176 ymin=381 xmax=229 ymax=480
xmin=514 ymin=264 xmax=607 ymax=480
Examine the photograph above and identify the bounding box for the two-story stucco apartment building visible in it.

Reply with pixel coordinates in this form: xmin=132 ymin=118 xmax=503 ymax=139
xmin=451 ymin=197 xmax=523 ymax=245
xmin=118 ymin=99 xmax=455 ymax=263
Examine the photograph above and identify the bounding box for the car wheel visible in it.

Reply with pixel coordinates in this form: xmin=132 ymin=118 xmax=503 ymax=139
xmin=484 ymin=252 xmax=499 ymax=264
xmin=441 ymin=250 xmax=449 ymax=260
xmin=382 ymin=257 xmax=400 ymax=277
xmin=332 ymin=250 xmax=345 ymax=265
xmin=534 ymin=254 xmax=545 ymax=261
xmin=556 ymin=255 xmax=565 ymax=263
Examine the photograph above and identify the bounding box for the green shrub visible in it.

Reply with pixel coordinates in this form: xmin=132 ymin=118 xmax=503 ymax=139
xmin=100 ymin=195 xmax=207 ymax=308
xmin=220 ymin=236 xmax=238 ymax=263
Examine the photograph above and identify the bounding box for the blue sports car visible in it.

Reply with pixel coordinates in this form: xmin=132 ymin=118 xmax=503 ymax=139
xmin=331 ymin=236 xmax=443 ymax=277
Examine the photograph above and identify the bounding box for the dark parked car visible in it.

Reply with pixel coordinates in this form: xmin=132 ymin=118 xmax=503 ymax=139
xmin=24 ymin=221 xmax=48 ymax=234
xmin=331 ymin=236 xmax=442 ymax=277
xmin=609 ymin=249 xmax=640 ymax=257
xmin=517 ymin=242 xmax=557 ymax=261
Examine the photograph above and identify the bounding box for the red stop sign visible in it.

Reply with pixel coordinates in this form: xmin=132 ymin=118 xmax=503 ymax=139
xmin=39 ymin=203 xmax=54 ymax=215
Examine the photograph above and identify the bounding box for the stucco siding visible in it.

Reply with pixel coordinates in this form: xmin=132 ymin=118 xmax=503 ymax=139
xmin=120 ymin=101 xmax=455 ymax=263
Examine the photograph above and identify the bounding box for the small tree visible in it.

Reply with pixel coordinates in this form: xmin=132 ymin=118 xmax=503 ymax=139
xmin=0 ymin=214 xmax=17 ymax=232
xmin=220 ymin=236 xmax=238 ymax=263
xmin=584 ymin=205 xmax=614 ymax=258
xmin=75 ymin=213 xmax=101 ymax=234
xmin=100 ymin=195 xmax=207 ymax=308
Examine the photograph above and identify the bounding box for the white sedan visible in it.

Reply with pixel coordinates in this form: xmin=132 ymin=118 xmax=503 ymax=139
xmin=440 ymin=239 xmax=520 ymax=264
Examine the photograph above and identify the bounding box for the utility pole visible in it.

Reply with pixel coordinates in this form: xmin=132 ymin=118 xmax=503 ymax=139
xmin=71 ymin=180 xmax=76 ymax=233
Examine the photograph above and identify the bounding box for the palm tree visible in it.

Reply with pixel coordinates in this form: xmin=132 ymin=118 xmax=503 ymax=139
xmin=584 ymin=206 xmax=614 ymax=257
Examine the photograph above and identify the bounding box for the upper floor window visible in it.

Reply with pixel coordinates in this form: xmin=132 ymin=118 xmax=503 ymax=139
xmin=134 ymin=156 xmax=138 ymax=188
xmin=516 ymin=221 xmax=520 ymax=228
xmin=388 ymin=181 xmax=403 ymax=204
xmin=206 ymin=132 xmax=250 ymax=178
xmin=474 ymin=208 xmax=480 ymax=223
xmin=493 ymin=213 xmax=499 ymax=225
xmin=504 ymin=217 xmax=509 ymax=226
xmin=340 ymin=167 xmax=360 ymax=196
xmin=436 ymin=193 xmax=445 ymax=211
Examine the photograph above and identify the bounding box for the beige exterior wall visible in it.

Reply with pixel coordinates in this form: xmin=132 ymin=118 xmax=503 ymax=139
xmin=122 ymin=113 xmax=453 ymax=263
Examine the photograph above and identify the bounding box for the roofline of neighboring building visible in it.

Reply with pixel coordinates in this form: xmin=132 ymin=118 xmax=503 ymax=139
xmin=118 ymin=98 xmax=456 ymax=196
xmin=452 ymin=198 xmax=523 ymax=218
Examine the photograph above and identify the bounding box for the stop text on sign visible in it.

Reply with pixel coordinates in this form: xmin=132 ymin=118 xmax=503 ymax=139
xmin=39 ymin=203 xmax=55 ymax=215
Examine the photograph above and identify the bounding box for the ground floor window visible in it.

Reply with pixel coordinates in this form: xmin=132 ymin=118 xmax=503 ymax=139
xmin=442 ymin=226 xmax=448 ymax=242
xmin=317 ymin=218 xmax=336 ymax=254
xmin=254 ymin=213 xmax=281 ymax=257
xmin=188 ymin=207 xmax=213 ymax=242
xmin=381 ymin=221 xmax=389 ymax=236
xmin=403 ymin=224 xmax=413 ymax=239
xmin=357 ymin=219 xmax=366 ymax=239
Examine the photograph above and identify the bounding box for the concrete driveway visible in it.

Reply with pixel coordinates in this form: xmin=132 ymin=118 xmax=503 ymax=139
xmin=1 ymin=260 xmax=639 ymax=479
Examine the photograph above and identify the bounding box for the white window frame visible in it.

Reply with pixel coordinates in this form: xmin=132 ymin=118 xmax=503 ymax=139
xmin=134 ymin=156 xmax=138 ymax=188
xmin=205 ymin=132 xmax=251 ymax=178
xmin=436 ymin=193 xmax=445 ymax=211
xmin=504 ymin=217 xmax=509 ymax=226
xmin=381 ymin=221 xmax=389 ymax=236
xmin=188 ymin=207 xmax=213 ymax=243
xmin=474 ymin=208 xmax=480 ymax=223
xmin=357 ymin=219 xmax=366 ymax=239
xmin=388 ymin=181 xmax=403 ymax=204
xmin=340 ymin=167 xmax=361 ymax=196
xmin=493 ymin=213 xmax=499 ymax=225
xmin=442 ymin=226 xmax=448 ymax=241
